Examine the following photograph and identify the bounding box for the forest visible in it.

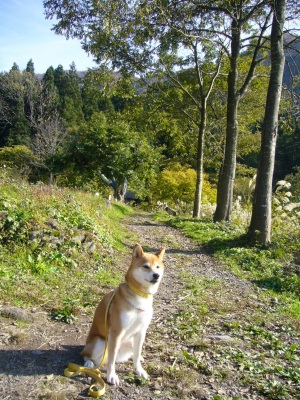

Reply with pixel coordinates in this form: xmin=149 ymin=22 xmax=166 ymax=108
xmin=0 ymin=0 xmax=300 ymax=245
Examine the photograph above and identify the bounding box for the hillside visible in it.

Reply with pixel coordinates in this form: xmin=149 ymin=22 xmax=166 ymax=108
xmin=0 ymin=174 xmax=132 ymax=311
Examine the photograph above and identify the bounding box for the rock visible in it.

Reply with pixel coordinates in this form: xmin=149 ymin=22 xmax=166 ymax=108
xmin=205 ymin=335 xmax=235 ymax=343
xmin=0 ymin=306 xmax=33 ymax=322
xmin=0 ymin=211 xmax=9 ymax=220
xmin=29 ymin=231 xmax=42 ymax=240
xmin=48 ymin=237 xmax=63 ymax=246
xmin=45 ymin=218 xmax=59 ymax=230
xmin=165 ymin=206 xmax=177 ymax=216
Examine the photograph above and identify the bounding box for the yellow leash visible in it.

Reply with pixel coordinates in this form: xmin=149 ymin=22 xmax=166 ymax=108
xmin=64 ymin=289 xmax=117 ymax=397
xmin=64 ymin=363 xmax=106 ymax=397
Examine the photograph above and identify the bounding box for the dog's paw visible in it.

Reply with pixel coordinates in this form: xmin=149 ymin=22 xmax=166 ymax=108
xmin=107 ymin=372 xmax=120 ymax=385
xmin=140 ymin=355 xmax=144 ymax=362
xmin=136 ymin=366 xmax=149 ymax=380
xmin=84 ymin=359 xmax=94 ymax=368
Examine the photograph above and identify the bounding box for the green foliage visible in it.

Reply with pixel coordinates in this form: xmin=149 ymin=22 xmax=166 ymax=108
xmin=51 ymin=306 xmax=76 ymax=324
xmin=0 ymin=172 xmax=131 ymax=311
xmin=233 ymin=164 xmax=257 ymax=205
xmin=124 ymin=372 xmax=147 ymax=386
xmin=66 ymin=112 xmax=162 ymax=198
xmin=51 ymin=298 xmax=77 ymax=324
xmin=54 ymin=63 xmax=84 ymax=127
xmin=275 ymin=117 xmax=300 ymax=183
xmin=0 ymin=145 xmax=40 ymax=175
xmin=153 ymin=162 xmax=216 ymax=206
xmin=285 ymin=167 xmax=300 ymax=197
xmin=154 ymin=163 xmax=196 ymax=204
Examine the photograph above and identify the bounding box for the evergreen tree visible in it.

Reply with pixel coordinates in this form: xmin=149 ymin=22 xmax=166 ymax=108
xmin=0 ymin=69 xmax=31 ymax=146
xmin=10 ymin=63 xmax=20 ymax=72
xmin=42 ymin=66 xmax=59 ymax=118
xmin=26 ymin=59 xmax=35 ymax=74
xmin=53 ymin=64 xmax=84 ymax=127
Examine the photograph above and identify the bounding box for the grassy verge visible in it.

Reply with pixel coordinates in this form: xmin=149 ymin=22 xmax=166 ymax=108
xmin=154 ymin=213 xmax=300 ymax=320
xmin=0 ymin=171 xmax=133 ymax=319
xmin=168 ymin=270 xmax=300 ymax=400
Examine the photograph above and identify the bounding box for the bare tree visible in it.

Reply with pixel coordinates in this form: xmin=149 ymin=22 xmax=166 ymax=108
xmin=32 ymin=115 xmax=65 ymax=184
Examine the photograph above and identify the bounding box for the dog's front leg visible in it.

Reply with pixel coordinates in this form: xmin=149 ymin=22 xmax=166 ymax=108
xmin=106 ymin=332 xmax=122 ymax=385
xmin=133 ymin=330 xmax=148 ymax=379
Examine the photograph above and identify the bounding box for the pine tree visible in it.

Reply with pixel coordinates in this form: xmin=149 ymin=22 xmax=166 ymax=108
xmin=26 ymin=59 xmax=35 ymax=74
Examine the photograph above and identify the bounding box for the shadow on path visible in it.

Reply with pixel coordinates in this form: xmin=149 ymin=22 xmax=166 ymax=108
xmin=0 ymin=346 xmax=82 ymax=376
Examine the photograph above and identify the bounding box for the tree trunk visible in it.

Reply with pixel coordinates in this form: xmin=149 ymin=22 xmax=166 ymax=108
xmin=193 ymin=102 xmax=206 ymax=218
xmin=249 ymin=0 xmax=286 ymax=245
xmin=214 ymin=18 xmax=240 ymax=222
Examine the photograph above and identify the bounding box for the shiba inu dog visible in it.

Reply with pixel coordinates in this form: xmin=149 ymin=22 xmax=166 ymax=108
xmin=81 ymin=243 xmax=166 ymax=385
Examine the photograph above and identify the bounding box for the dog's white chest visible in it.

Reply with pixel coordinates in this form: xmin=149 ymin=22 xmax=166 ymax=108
xmin=121 ymin=308 xmax=152 ymax=339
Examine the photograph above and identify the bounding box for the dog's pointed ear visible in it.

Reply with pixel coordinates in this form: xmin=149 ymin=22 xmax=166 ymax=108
xmin=156 ymin=247 xmax=166 ymax=261
xmin=133 ymin=243 xmax=144 ymax=258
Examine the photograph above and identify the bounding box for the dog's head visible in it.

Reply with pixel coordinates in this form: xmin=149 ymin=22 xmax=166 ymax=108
xmin=125 ymin=243 xmax=165 ymax=295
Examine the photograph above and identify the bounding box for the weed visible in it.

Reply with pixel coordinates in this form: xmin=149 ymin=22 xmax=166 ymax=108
xmin=124 ymin=372 xmax=147 ymax=386
xmin=51 ymin=306 xmax=76 ymax=324
xmin=51 ymin=299 xmax=78 ymax=324
xmin=182 ymin=350 xmax=213 ymax=375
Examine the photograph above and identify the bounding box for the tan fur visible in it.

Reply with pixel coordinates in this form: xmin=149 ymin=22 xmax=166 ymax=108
xmin=81 ymin=243 xmax=165 ymax=385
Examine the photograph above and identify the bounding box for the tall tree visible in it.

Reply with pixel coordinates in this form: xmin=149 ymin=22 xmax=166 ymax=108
xmin=197 ymin=2 xmax=272 ymax=222
xmin=53 ymin=64 xmax=84 ymax=127
xmin=0 ymin=68 xmax=31 ymax=146
xmin=26 ymin=59 xmax=35 ymax=74
xmin=44 ymin=0 xmax=274 ymax=220
xmin=10 ymin=63 xmax=20 ymax=72
xmin=65 ymin=112 xmax=162 ymax=196
xmin=249 ymin=0 xmax=286 ymax=244
xmin=148 ymin=57 xmax=223 ymax=217
xmin=42 ymin=66 xmax=60 ymax=118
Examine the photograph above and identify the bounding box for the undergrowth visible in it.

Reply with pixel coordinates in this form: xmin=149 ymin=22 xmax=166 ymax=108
xmin=0 ymin=171 xmax=132 ymax=315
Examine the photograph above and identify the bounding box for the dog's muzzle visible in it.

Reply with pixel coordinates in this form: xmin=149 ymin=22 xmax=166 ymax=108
xmin=150 ymin=273 xmax=160 ymax=283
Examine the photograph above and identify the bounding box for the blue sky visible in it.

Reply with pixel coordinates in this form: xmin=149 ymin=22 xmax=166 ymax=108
xmin=0 ymin=0 xmax=97 ymax=73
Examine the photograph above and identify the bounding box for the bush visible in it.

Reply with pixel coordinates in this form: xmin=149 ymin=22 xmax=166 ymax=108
xmin=0 ymin=145 xmax=41 ymax=177
xmin=153 ymin=162 xmax=216 ymax=207
xmin=285 ymin=167 xmax=300 ymax=198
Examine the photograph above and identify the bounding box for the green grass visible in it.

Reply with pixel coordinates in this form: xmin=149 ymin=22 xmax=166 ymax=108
xmin=168 ymin=269 xmax=300 ymax=400
xmin=155 ymin=213 xmax=300 ymax=319
xmin=0 ymin=171 xmax=132 ymax=315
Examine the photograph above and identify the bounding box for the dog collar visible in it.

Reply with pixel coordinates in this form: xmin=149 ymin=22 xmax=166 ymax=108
xmin=125 ymin=278 xmax=152 ymax=299
xmin=118 ymin=287 xmax=147 ymax=312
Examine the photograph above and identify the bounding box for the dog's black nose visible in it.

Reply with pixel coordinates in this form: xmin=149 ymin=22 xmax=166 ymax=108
xmin=153 ymin=273 xmax=160 ymax=280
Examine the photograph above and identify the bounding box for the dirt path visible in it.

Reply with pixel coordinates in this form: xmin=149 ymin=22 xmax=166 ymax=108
xmin=0 ymin=212 xmax=297 ymax=399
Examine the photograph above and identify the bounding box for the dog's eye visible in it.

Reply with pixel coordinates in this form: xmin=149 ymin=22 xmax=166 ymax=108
xmin=143 ymin=265 xmax=150 ymax=269
xmin=156 ymin=265 xmax=160 ymax=269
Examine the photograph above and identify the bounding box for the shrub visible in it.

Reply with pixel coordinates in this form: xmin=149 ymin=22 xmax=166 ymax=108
xmin=0 ymin=145 xmax=41 ymax=177
xmin=153 ymin=162 xmax=216 ymax=206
